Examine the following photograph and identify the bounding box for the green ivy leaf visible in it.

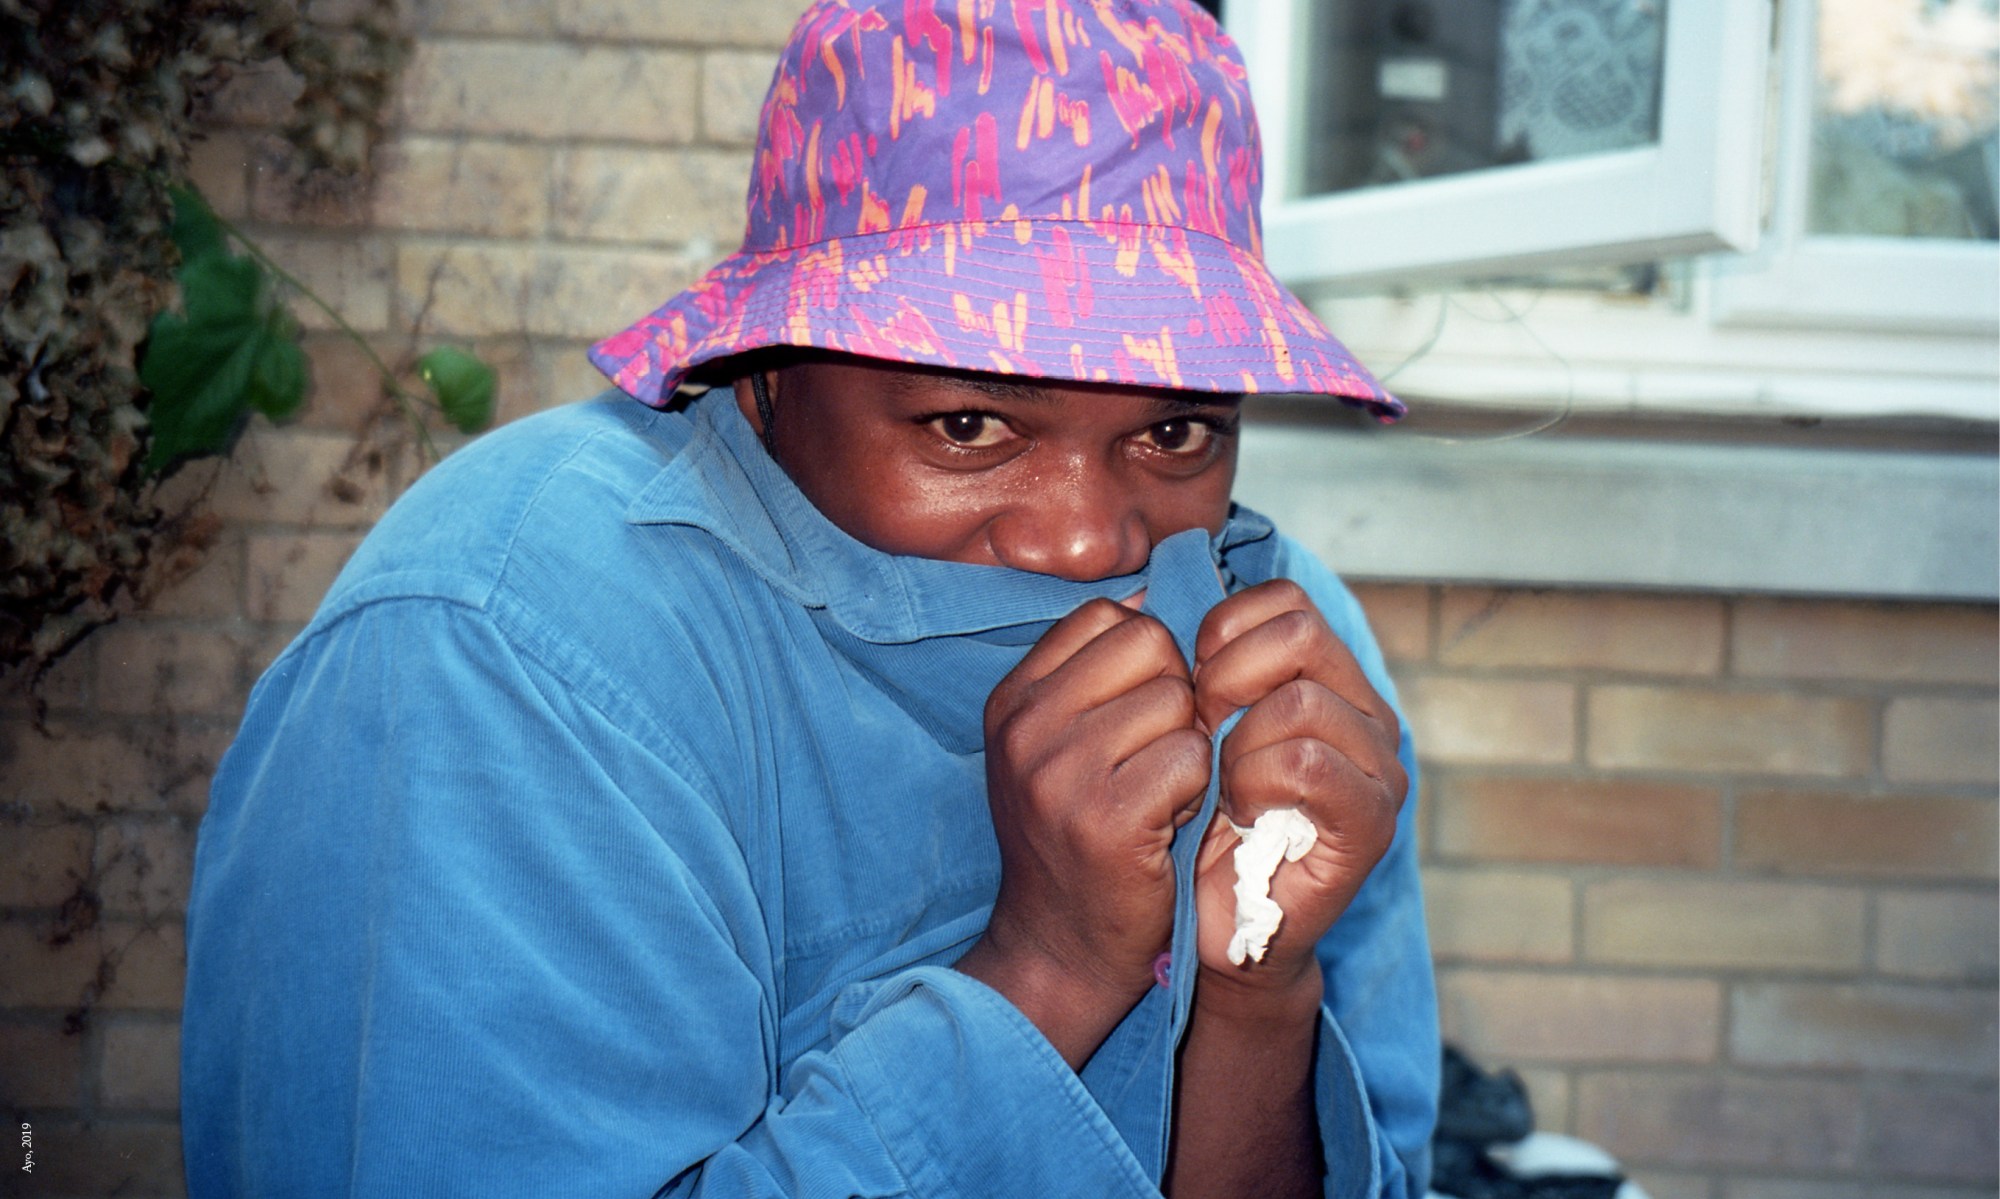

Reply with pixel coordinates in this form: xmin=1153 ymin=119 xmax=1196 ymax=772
xmin=247 ymin=308 xmax=307 ymax=420
xmin=141 ymin=307 xmax=263 ymax=471
xmin=417 ymin=346 xmax=496 ymax=434
xmin=140 ymin=232 xmax=310 ymax=471
xmin=167 ymin=184 xmax=228 ymax=264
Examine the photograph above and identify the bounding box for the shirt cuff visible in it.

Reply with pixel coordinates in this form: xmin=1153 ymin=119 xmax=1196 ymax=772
xmin=827 ymin=966 xmax=1163 ymax=1199
xmin=1317 ymin=1004 xmax=1390 ymax=1199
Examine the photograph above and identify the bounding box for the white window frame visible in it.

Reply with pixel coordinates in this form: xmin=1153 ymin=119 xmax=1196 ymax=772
xmin=1705 ymin=0 xmax=2000 ymax=336
xmin=1222 ymin=0 xmax=1998 ymax=600
xmin=1228 ymin=0 xmax=1774 ymax=291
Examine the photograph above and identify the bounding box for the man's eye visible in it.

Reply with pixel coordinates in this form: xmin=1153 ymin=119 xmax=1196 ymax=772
xmin=1141 ymin=418 xmax=1213 ymax=454
xmin=931 ymin=412 xmax=1010 ymax=447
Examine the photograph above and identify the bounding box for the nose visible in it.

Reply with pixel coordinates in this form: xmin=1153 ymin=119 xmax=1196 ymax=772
xmin=985 ymin=466 xmax=1150 ymax=581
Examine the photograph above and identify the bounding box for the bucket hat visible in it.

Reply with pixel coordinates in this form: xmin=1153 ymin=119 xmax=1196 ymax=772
xmin=589 ymin=0 xmax=1402 ymax=419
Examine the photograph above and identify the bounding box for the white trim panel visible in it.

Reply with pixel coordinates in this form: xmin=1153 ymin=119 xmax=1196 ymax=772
xmin=1237 ymin=424 xmax=2000 ymax=601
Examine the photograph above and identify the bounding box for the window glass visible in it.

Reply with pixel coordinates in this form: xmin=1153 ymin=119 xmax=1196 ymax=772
xmin=1295 ymin=0 xmax=1667 ymax=197
xmin=1809 ymin=0 xmax=2000 ymax=239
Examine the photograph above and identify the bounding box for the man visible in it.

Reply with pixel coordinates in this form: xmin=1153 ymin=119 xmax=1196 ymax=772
xmin=181 ymin=2 xmax=1439 ymax=1194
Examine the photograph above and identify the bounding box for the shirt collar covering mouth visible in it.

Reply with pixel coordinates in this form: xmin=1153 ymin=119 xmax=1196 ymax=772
xmin=624 ymin=391 xmax=1275 ymax=646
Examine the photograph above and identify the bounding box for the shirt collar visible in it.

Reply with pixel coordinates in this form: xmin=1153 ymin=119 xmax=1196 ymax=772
xmin=625 ymin=393 xmax=1274 ymax=644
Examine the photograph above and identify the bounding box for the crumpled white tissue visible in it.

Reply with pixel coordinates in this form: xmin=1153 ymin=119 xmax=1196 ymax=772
xmin=1225 ymin=808 xmax=1318 ymax=965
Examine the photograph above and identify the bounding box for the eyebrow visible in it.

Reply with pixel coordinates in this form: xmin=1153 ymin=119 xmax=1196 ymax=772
xmin=931 ymin=373 xmax=1243 ymax=412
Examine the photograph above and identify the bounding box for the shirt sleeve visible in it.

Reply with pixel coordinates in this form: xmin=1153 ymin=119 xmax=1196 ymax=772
xmin=181 ymin=596 xmax=1163 ymax=1198
xmin=1276 ymin=540 xmax=1442 ymax=1199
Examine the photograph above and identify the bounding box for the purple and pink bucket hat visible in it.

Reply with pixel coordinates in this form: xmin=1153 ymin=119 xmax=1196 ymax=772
xmin=589 ymin=0 xmax=1402 ymax=419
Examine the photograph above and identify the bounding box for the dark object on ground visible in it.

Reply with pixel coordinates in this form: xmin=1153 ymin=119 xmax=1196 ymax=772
xmin=1432 ymin=1045 xmax=1624 ymax=1199
xmin=1439 ymin=1044 xmax=1535 ymax=1144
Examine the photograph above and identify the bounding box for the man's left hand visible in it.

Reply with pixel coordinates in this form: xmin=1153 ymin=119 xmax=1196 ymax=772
xmin=1187 ymin=580 xmax=1408 ymax=1009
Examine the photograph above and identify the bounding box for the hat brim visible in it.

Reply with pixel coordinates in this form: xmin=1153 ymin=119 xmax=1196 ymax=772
xmin=590 ymin=219 xmax=1403 ymax=421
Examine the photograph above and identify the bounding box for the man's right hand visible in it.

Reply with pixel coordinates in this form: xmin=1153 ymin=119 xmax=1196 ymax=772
xmin=954 ymin=598 xmax=1213 ymax=1069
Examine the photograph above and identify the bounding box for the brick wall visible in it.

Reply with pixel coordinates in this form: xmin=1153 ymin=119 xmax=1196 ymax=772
xmin=1 ymin=2 xmax=1994 ymax=1195
xmin=1356 ymin=584 xmax=1999 ymax=1195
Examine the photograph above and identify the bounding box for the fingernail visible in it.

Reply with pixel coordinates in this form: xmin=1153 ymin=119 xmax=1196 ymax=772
xmin=1152 ymin=952 xmax=1173 ymax=988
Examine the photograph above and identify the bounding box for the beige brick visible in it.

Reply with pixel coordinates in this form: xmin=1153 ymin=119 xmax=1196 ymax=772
xmin=395 ymin=242 xmax=537 ymax=339
xmin=1736 ymin=791 xmax=1998 ymax=880
xmin=0 ymin=921 xmax=108 ymax=1008
xmin=161 ymin=724 xmax=237 ymax=817
xmin=1439 ymin=971 xmax=1720 ymax=1064
xmin=1423 ymin=868 xmax=1573 ymax=964
xmin=1400 ymin=678 xmax=1576 ymax=766
xmin=1435 ymin=775 xmax=1722 ymax=868
xmin=0 ymin=820 xmax=92 ymax=908
xmin=93 ymin=626 xmax=248 ymax=718
xmin=0 ymin=919 xmax=185 ymax=1012
xmin=101 ymin=1020 xmax=181 ymax=1111
xmin=1731 ymin=982 xmax=1998 ymax=1075
xmin=259 ymin=234 xmax=392 ymax=334
xmin=1863 ymin=1083 xmax=1999 ymax=1182
xmin=1512 ymin=1065 xmax=1573 ymax=1136
xmin=1633 ymin=1173 xmax=1718 ymax=1199
xmin=541 ymin=341 xmax=623 ymax=410
xmin=1884 ymin=696 xmax=1999 ymax=786
xmin=558 ymin=0 xmax=809 ymax=45
xmin=1734 ymin=599 xmax=1998 ymax=686
xmin=31 ymin=1120 xmax=184 ymax=1197
xmin=1349 ymin=584 xmax=1431 ymax=665
xmin=1582 ymin=879 xmax=1866 ymax=971
xmin=554 ymin=146 xmax=751 ymax=248
xmin=399 ymin=43 xmax=699 ymax=143
xmin=1876 ymin=889 xmax=2000 ymax=981
xmin=298 ymin=332 xmax=398 ymax=432
xmin=529 ymin=245 xmax=707 ymax=340
xmin=1438 ymin=589 xmax=1725 ymax=676
xmin=1586 ymin=686 xmax=1873 ymax=777
xmin=96 ymin=921 xmax=187 ymax=1011
xmin=247 ymin=134 xmax=373 ymax=227
xmin=1721 ymin=1182 xmax=1860 ymax=1199
xmin=1 ymin=637 xmax=93 ymax=715
xmin=186 ymin=131 xmax=254 ymax=220
xmin=96 ymin=820 xmax=198 ymax=920
xmin=0 ymin=722 xmax=222 ymax=817
xmin=703 ymin=49 xmax=777 ymax=144
xmin=405 ymin=0 xmax=554 ymax=35
xmin=0 ymin=1021 xmax=83 ymax=1107
xmin=1576 ymin=1072 xmax=1864 ymax=1170
xmin=140 ymin=534 xmax=245 ymax=621
xmin=373 ymin=137 xmax=552 ymax=239
xmin=210 ymin=429 xmax=396 ymax=528
xmin=246 ymin=532 xmax=363 ymax=623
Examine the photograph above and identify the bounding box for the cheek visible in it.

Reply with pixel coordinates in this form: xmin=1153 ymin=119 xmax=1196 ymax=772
xmin=1157 ymin=455 xmax=1237 ymax=539
xmin=797 ymin=456 xmax=1001 ymax=561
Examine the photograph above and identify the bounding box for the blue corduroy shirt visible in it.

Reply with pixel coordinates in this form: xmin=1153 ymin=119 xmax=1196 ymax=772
xmin=181 ymin=391 xmax=1439 ymax=1197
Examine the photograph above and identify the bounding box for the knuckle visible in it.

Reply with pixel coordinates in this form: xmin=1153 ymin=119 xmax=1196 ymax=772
xmin=1384 ymin=761 xmax=1411 ymax=809
xmin=1142 ymin=673 xmax=1197 ymax=722
xmin=1267 ymin=678 xmax=1319 ymax=731
xmin=1130 ymin=614 xmax=1181 ymax=660
xmin=1077 ymin=596 xmax=1128 ymax=626
xmin=992 ymin=708 xmax=1040 ymax=762
xmin=1166 ymin=726 xmax=1213 ymax=780
xmin=1272 ymin=607 xmax=1321 ymax=655
xmin=1282 ymin=738 xmax=1339 ymax=796
xmin=1263 ymin=578 xmax=1309 ymax=608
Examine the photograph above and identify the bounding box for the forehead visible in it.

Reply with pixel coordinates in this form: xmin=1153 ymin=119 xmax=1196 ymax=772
xmin=788 ymin=355 xmax=1244 ymax=413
